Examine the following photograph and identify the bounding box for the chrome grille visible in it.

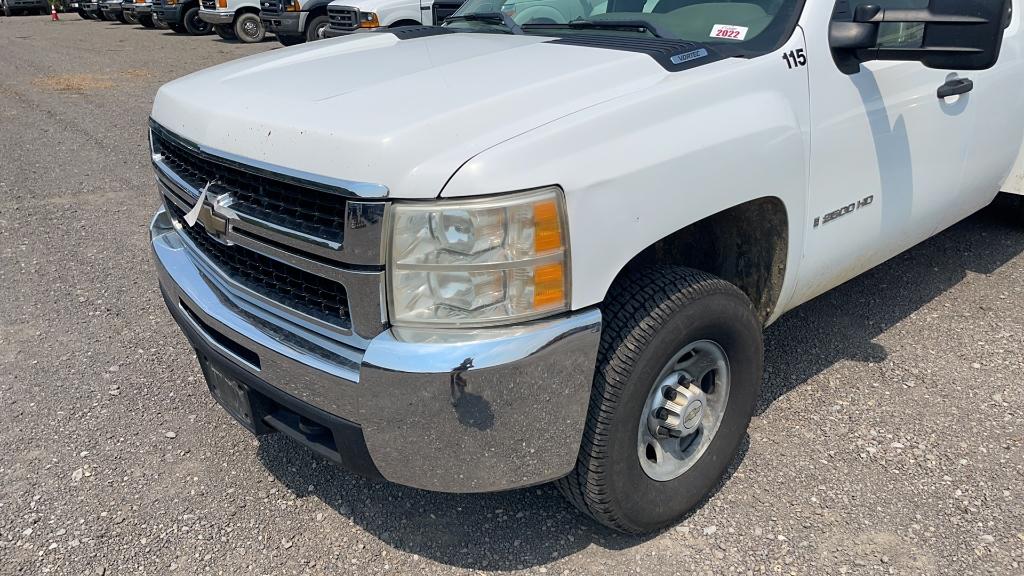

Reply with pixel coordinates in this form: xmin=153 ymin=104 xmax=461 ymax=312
xmin=150 ymin=121 xmax=389 ymax=342
xmin=151 ymin=124 xmax=359 ymax=249
xmin=260 ymin=0 xmax=282 ymax=16
xmin=328 ymin=6 xmax=357 ymax=31
xmin=166 ymin=201 xmax=351 ymax=328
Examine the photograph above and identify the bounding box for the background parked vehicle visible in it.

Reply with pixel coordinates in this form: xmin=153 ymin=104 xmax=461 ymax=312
xmin=124 ymin=0 xmax=155 ymax=25
xmin=324 ymin=0 xmax=463 ymax=37
xmin=119 ymin=0 xmax=140 ymax=22
xmin=100 ymin=0 xmax=126 ymax=20
xmin=69 ymin=0 xmax=90 ymax=18
xmin=260 ymin=0 xmax=331 ymax=46
xmin=199 ymin=0 xmax=266 ymax=42
xmin=153 ymin=0 xmax=212 ymax=33
xmin=4 ymin=0 xmax=49 ymax=15
xmin=81 ymin=0 xmax=102 ymax=18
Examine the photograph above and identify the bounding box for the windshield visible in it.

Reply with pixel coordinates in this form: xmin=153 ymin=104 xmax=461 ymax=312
xmin=446 ymin=0 xmax=802 ymax=50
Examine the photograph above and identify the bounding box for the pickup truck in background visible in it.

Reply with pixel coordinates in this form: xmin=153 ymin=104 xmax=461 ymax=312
xmin=99 ymin=0 xmax=128 ymax=21
xmin=153 ymin=0 xmax=213 ymax=33
xmin=324 ymin=0 xmax=464 ymax=37
xmin=148 ymin=0 xmax=1024 ymax=533
xmin=259 ymin=0 xmax=333 ymax=45
xmin=124 ymin=0 xmax=157 ymax=26
xmin=200 ymin=0 xmax=267 ymax=42
xmin=2 ymin=0 xmax=49 ymax=15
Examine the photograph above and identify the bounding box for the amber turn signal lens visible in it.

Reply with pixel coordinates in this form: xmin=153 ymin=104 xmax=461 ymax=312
xmin=533 ymin=263 xmax=565 ymax=309
xmin=533 ymin=200 xmax=562 ymax=254
xmin=217 ymin=0 xmax=227 ymax=7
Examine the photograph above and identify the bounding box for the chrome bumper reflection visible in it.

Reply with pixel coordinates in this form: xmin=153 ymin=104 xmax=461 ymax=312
xmin=152 ymin=206 xmax=601 ymax=492
xmin=198 ymin=9 xmax=234 ymax=24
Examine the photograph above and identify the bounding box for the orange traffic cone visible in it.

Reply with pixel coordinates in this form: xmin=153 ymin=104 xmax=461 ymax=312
xmin=50 ymin=5 xmax=59 ymax=20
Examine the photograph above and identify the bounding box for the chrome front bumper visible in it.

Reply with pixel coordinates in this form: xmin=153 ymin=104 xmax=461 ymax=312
xmin=198 ymin=9 xmax=233 ymax=24
xmin=151 ymin=207 xmax=601 ymax=492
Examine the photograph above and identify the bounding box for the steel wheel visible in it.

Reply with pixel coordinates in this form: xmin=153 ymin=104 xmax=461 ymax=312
xmin=304 ymin=14 xmax=328 ymax=42
xmin=637 ymin=340 xmax=730 ymax=481
xmin=233 ymin=12 xmax=265 ymax=43
xmin=183 ymin=6 xmax=211 ymax=34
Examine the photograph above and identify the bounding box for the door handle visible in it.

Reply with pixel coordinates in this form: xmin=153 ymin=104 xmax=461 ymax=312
xmin=937 ymin=78 xmax=974 ymax=99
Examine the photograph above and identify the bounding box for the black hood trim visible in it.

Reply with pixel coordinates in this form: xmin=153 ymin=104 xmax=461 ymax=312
xmin=387 ymin=25 xmax=459 ymax=40
xmin=545 ymin=34 xmax=724 ymax=72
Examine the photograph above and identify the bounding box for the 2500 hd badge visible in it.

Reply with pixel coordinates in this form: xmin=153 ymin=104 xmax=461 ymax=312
xmin=148 ymin=0 xmax=1024 ymax=533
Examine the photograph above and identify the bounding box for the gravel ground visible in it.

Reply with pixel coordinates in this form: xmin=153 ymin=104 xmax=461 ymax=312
xmin=2 ymin=14 xmax=1024 ymax=576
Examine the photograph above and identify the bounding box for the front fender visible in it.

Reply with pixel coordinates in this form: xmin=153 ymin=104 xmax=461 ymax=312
xmin=442 ymin=40 xmax=812 ymax=321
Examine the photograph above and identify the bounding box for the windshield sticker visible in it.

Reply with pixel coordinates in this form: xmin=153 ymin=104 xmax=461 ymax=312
xmin=710 ymin=24 xmax=748 ymax=40
xmin=670 ymin=48 xmax=710 ymax=65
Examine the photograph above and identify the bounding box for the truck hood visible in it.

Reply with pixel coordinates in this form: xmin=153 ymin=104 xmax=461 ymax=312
xmin=151 ymin=32 xmax=668 ymax=199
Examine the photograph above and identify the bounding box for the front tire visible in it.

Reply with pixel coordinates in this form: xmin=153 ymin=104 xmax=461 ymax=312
xmin=304 ymin=14 xmax=328 ymax=42
xmin=557 ymin=266 xmax=763 ymax=534
xmin=233 ymin=12 xmax=264 ymax=43
xmin=124 ymin=10 xmax=138 ymax=24
xmin=182 ymin=6 xmax=211 ymax=34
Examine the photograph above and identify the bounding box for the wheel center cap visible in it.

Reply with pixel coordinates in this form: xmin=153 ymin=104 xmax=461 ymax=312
xmin=682 ymin=400 xmax=703 ymax=431
xmin=648 ymin=374 xmax=707 ymax=438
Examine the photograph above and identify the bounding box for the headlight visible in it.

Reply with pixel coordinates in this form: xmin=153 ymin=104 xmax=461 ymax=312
xmin=284 ymin=0 xmax=299 ymax=11
xmin=358 ymin=11 xmax=379 ymax=28
xmin=388 ymin=187 xmax=570 ymax=327
xmin=164 ymin=0 xmax=176 ymax=5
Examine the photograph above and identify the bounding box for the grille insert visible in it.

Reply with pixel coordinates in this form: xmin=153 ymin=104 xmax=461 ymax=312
xmin=328 ymin=7 xmax=357 ymax=31
xmin=152 ymin=127 xmax=348 ymax=244
xmin=167 ymin=202 xmax=351 ymax=329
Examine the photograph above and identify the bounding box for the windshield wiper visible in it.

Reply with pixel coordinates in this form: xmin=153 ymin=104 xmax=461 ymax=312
xmin=523 ymin=19 xmax=667 ymax=38
xmin=444 ymin=12 xmax=524 ymax=35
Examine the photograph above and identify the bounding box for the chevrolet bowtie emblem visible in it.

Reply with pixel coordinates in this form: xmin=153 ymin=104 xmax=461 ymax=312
xmin=184 ymin=180 xmax=228 ymax=236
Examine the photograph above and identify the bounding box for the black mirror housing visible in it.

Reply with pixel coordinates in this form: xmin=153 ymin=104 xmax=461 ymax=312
xmin=830 ymin=0 xmax=1012 ymax=73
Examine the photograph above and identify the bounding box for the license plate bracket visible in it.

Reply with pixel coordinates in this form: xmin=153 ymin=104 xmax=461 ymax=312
xmin=199 ymin=355 xmax=258 ymax=433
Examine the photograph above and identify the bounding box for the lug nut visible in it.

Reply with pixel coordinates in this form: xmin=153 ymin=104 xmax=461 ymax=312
xmin=655 ymin=407 xmax=672 ymax=420
xmin=663 ymin=387 xmax=678 ymax=401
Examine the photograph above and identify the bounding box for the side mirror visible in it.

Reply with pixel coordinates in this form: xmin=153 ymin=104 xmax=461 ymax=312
xmin=829 ymin=0 xmax=1013 ymax=74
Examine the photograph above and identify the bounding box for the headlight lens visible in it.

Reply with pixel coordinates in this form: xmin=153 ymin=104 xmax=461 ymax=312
xmin=388 ymin=187 xmax=570 ymax=327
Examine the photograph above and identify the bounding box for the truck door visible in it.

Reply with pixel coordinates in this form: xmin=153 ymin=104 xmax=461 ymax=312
xmin=789 ymin=0 xmax=995 ymax=306
xmin=959 ymin=1 xmax=1024 ymax=208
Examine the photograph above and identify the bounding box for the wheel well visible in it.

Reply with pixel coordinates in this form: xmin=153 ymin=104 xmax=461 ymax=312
xmin=237 ymin=6 xmax=259 ymax=15
xmin=608 ymin=197 xmax=788 ymax=324
xmin=389 ymin=19 xmax=422 ymax=27
xmin=306 ymin=3 xmax=328 ymax=17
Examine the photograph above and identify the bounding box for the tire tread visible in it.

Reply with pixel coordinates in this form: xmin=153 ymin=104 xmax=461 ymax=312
xmin=556 ymin=266 xmax=755 ymax=533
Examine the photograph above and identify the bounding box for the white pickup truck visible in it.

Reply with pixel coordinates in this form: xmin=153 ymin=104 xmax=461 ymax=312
xmin=200 ymin=0 xmax=267 ymax=42
xmin=148 ymin=0 xmax=1024 ymax=533
xmin=323 ymin=0 xmax=464 ymax=36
